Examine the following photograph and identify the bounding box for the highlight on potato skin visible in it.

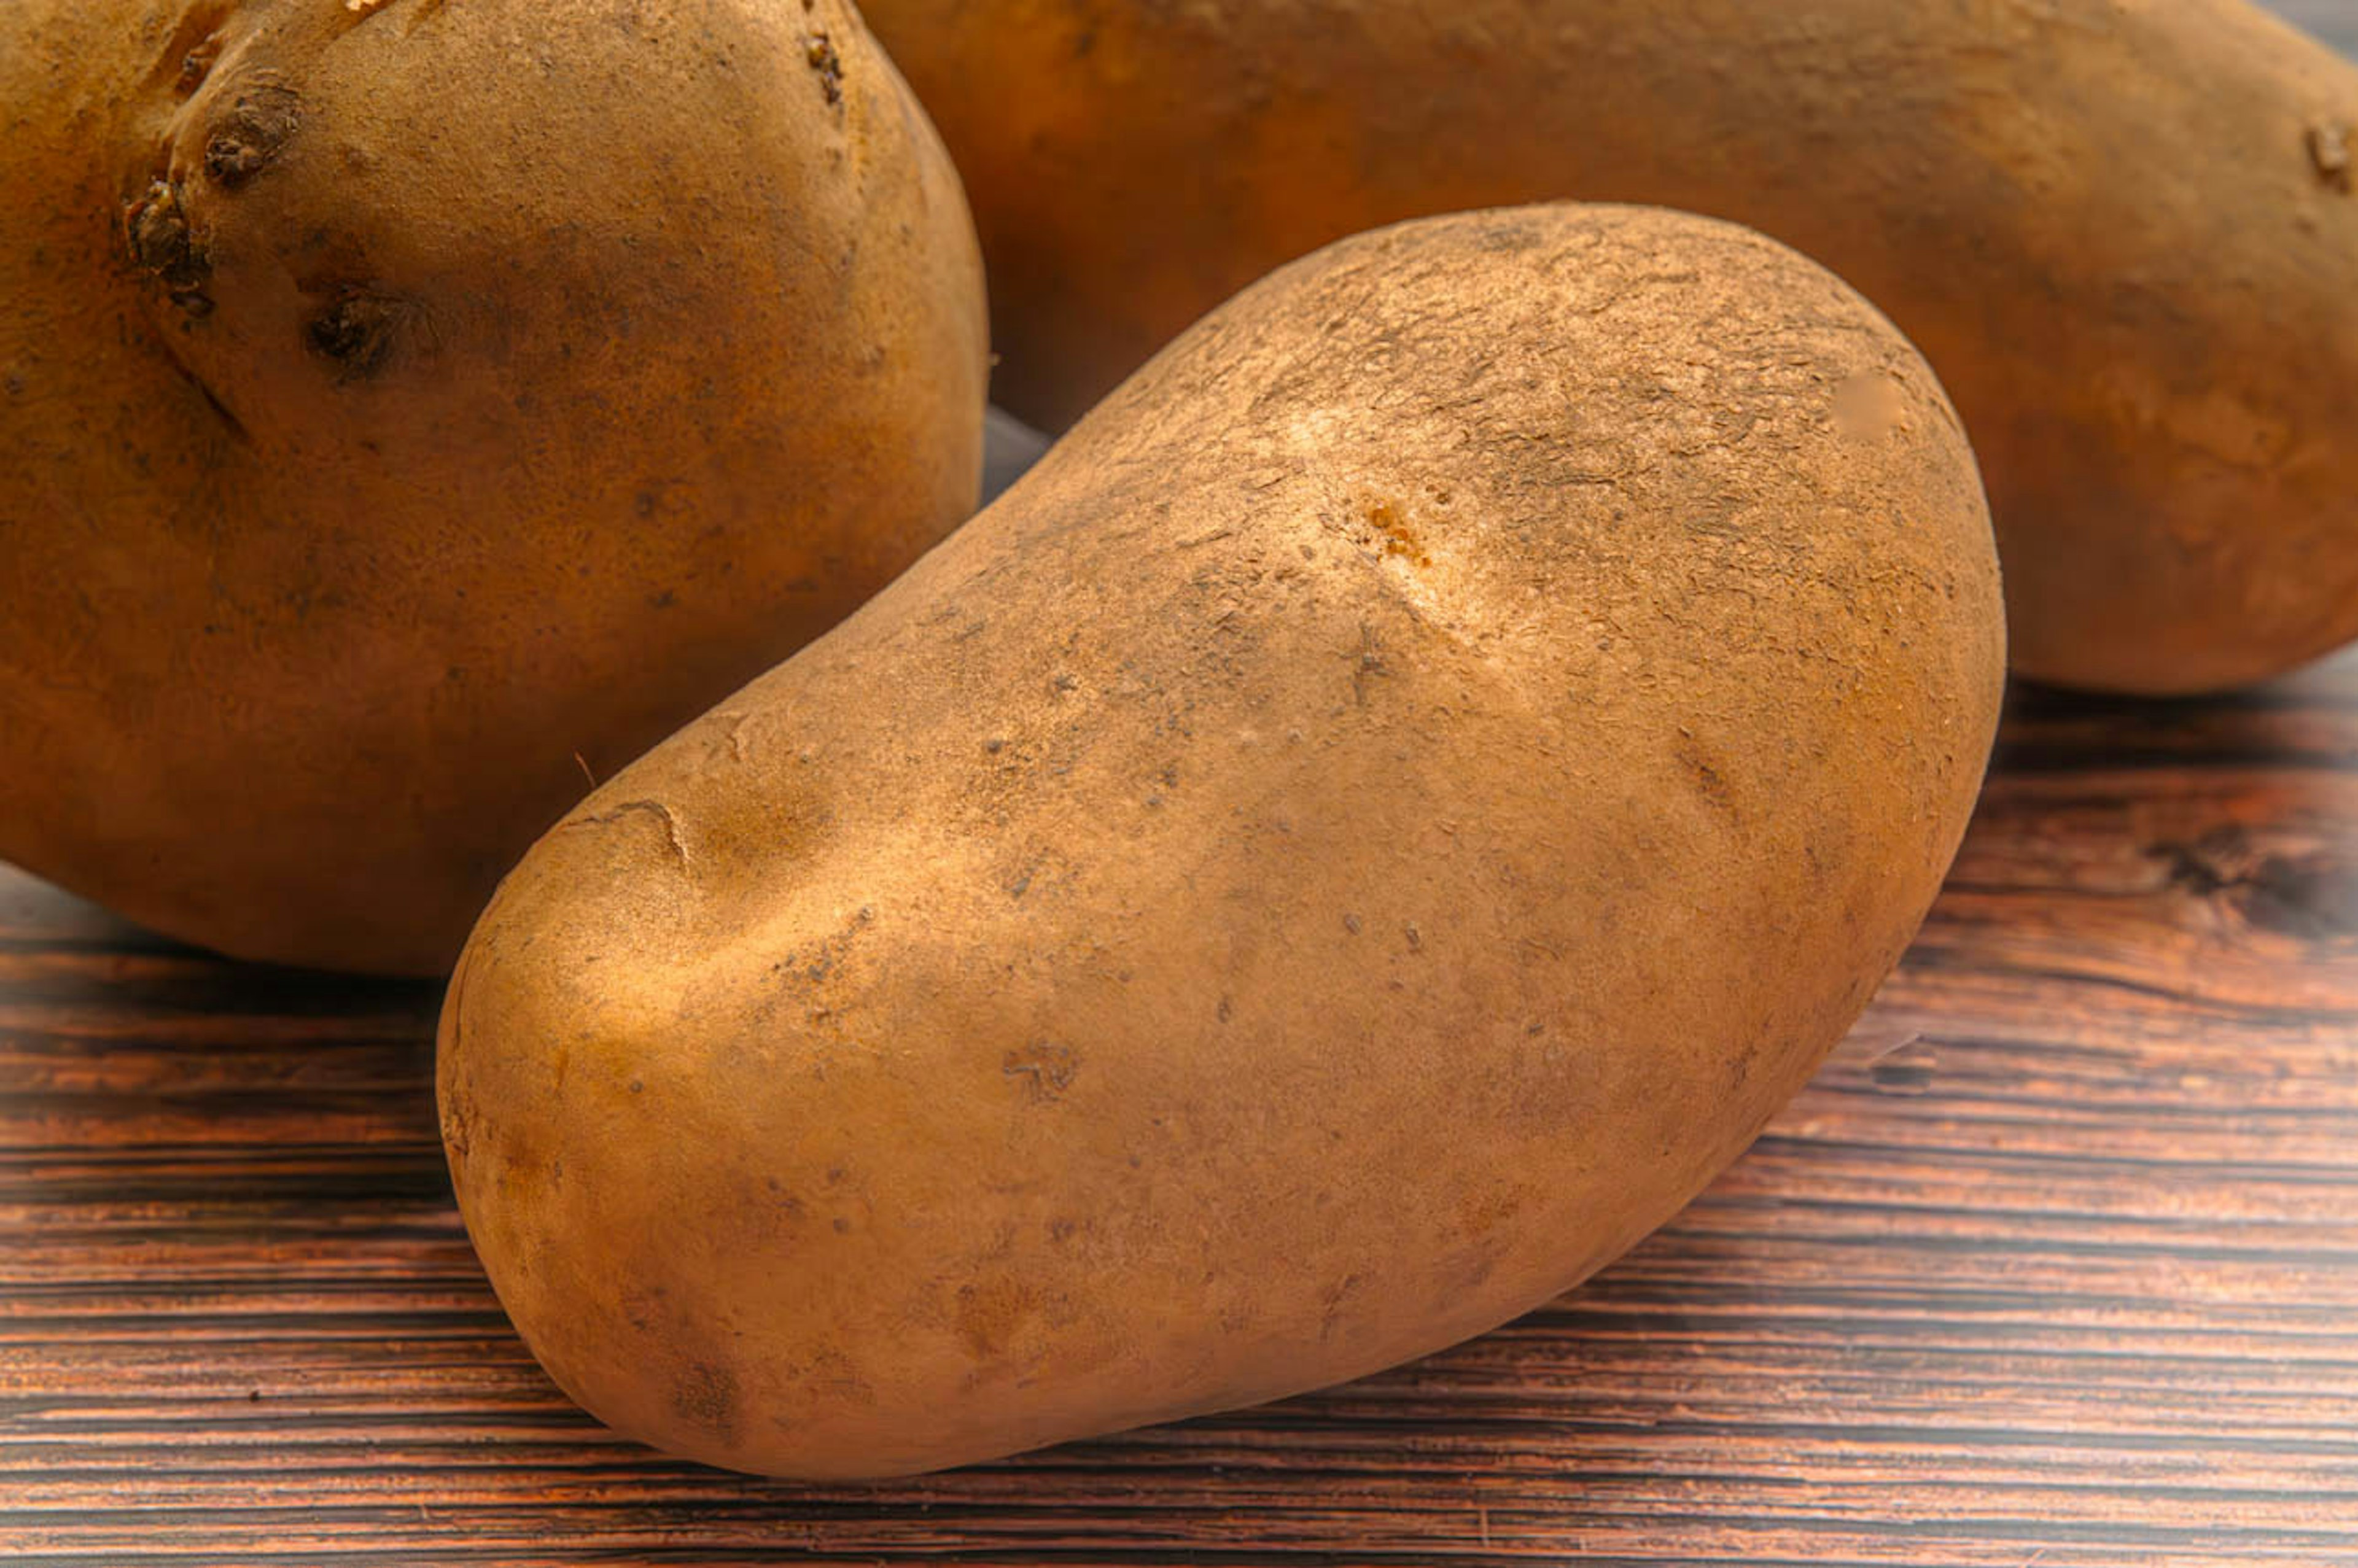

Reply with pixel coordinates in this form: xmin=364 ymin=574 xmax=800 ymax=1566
xmin=861 ymin=0 xmax=2358 ymax=696
xmin=0 ymin=0 xmax=988 ymax=975
xmin=439 ymin=204 xmax=2007 ymax=1480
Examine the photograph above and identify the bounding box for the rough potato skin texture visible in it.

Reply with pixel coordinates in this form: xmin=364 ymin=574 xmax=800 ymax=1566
xmin=860 ymin=0 xmax=2358 ymax=695
xmin=440 ymin=206 xmax=2007 ymax=1478
xmin=0 ymin=0 xmax=987 ymax=974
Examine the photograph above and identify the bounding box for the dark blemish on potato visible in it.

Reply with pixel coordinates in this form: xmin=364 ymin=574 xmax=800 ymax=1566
xmin=1404 ymin=922 xmax=1422 ymax=952
xmin=306 ymin=290 xmax=407 ymax=381
xmin=1343 ymin=913 xmax=1363 ymax=935
xmin=1002 ymin=1041 xmax=1080 ymax=1103
xmin=804 ymin=32 xmax=845 ymax=106
xmin=125 ymin=181 xmax=213 ymax=313
xmin=1216 ymin=995 xmax=1232 ymax=1023
xmin=1364 ymin=499 xmax=1433 ymax=567
xmin=831 ymin=1217 xmax=850 ymax=1234
xmin=2309 ymin=121 xmax=2353 ymax=193
xmin=204 ymin=84 xmax=303 ymax=188
xmin=1675 ymin=733 xmax=1736 ymax=815
xmin=671 ymin=1360 xmax=739 ymax=1437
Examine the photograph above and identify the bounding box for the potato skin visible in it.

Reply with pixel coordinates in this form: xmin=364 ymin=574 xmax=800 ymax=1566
xmin=861 ymin=0 xmax=2358 ymax=694
xmin=440 ymin=205 xmax=2005 ymax=1478
xmin=0 ymin=0 xmax=986 ymax=973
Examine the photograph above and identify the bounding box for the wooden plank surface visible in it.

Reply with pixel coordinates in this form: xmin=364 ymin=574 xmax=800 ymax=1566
xmin=7 ymin=4 xmax=2358 ymax=1560
xmin=9 ymin=659 xmax=2358 ymax=1566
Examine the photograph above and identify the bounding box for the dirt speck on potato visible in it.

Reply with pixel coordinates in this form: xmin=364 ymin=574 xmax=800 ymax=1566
xmin=203 ymin=84 xmax=303 ymax=187
xmin=2309 ymin=120 xmax=2353 ymax=192
xmin=305 ymin=289 xmax=406 ymax=379
xmin=804 ymin=32 xmax=843 ymax=106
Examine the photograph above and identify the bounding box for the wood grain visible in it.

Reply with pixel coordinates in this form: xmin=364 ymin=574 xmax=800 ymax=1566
xmin=9 ymin=648 xmax=2358 ymax=1566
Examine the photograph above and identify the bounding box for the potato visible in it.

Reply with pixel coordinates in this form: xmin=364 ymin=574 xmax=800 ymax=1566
xmin=859 ymin=0 xmax=2358 ymax=695
xmin=439 ymin=205 xmax=2006 ymax=1478
xmin=0 ymin=0 xmax=987 ymax=974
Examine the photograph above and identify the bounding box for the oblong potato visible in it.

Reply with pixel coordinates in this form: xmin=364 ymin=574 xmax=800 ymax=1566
xmin=0 ymin=0 xmax=986 ymax=974
xmin=440 ymin=206 xmax=2007 ymax=1478
xmin=861 ymin=0 xmax=2358 ymax=694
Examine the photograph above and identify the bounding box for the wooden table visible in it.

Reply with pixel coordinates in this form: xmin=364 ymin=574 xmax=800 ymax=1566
xmin=7 ymin=657 xmax=2358 ymax=1566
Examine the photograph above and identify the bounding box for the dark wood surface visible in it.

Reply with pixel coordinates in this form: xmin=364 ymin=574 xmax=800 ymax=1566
xmin=7 ymin=657 xmax=2358 ymax=1567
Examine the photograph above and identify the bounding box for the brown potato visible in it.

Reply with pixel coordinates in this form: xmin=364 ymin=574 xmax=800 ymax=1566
xmin=440 ymin=205 xmax=2007 ymax=1478
xmin=861 ymin=0 xmax=2358 ymax=695
xmin=0 ymin=0 xmax=987 ymax=974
